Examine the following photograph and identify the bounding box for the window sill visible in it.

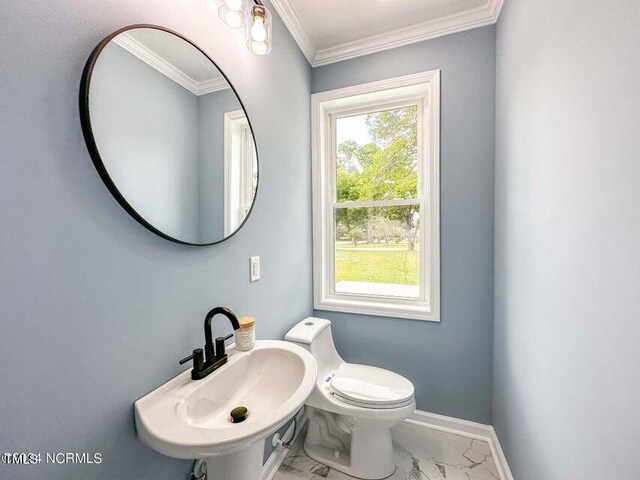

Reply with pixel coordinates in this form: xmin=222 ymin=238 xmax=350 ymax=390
xmin=314 ymin=295 xmax=440 ymax=322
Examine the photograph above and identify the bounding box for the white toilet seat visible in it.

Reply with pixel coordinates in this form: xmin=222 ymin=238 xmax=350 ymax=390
xmin=328 ymin=363 xmax=414 ymax=410
xmin=331 ymin=391 xmax=415 ymax=409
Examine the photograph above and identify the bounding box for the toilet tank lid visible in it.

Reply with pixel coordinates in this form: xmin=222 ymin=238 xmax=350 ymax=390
xmin=285 ymin=317 xmax=331 ymax=344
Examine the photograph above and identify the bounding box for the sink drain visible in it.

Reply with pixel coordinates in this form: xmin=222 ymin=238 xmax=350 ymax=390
xmin=230 ymin=406 xmax=248 ymax=423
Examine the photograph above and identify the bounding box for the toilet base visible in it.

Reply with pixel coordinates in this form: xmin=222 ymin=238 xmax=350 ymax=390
xmin=304 ymin=408 xmax=398 ymax=480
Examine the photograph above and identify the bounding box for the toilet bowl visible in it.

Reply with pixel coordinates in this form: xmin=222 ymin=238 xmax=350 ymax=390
xmin=285 ymin=317 xmax=415 ymax=480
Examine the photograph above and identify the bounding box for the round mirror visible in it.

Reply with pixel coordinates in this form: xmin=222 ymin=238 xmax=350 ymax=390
xmin=80 ymin=25 xmax=258 ymax=245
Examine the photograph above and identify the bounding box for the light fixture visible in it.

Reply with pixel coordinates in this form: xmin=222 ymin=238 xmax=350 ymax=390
xmin=246 ymin=2 xmax=272 ymax=55
xmin=218 ymin=0 xmax=272 ymax=55
xmin=218 ymin=0 xmax=248 ymax=28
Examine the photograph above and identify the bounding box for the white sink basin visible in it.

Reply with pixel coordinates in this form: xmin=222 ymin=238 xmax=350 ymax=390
xmin=134 ymin=340 xmax=317 ymax=479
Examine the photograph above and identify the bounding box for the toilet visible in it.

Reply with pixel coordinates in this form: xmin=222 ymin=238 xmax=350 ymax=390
xmin=285 ymin=317 xmax=415 ymax=480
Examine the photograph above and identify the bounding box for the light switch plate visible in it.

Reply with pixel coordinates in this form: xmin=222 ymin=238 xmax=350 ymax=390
xmin=250 ymin=256 xmax=260 ymax=282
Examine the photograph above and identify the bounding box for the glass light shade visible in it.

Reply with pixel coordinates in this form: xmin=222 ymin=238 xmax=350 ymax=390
xmin=246 ymin=5 xmax=272 ymax=55
xmin=218 ymin=0 xmax=248 ymax=28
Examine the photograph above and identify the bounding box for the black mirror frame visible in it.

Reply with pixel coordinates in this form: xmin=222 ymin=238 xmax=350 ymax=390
xmin=79 ymin=24 xmax=259 ymax=246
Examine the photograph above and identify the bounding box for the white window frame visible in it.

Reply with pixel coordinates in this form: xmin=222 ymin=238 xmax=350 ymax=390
xmin=224 ymin=109 xmax=255 ymax=236
xmin=312 ymin=71 xmax=440 ymax=322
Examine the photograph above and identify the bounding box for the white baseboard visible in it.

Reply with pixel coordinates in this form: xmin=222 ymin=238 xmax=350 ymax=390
xmin=261 ymin=408 xmax=513 ymax=480
xmin=262 ymin=409 xmax=308 ymax=480
xmin=488 ymin=427 xmax=514 ymax=480
xmin=404 ymin=410 xmax=514 ymax=480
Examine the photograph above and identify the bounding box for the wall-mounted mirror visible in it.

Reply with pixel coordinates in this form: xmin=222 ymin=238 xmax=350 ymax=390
xmin=80 ymin=25 xmax=258 ymax=245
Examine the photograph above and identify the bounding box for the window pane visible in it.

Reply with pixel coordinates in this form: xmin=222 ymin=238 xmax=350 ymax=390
xmin=336 ymin=106 xmax=418 ymax=203
xmin=335 ymin=205 xmax=421 ymax=298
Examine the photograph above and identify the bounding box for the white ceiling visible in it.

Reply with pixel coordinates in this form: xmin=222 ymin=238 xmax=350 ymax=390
xmin=270 ymin=0 xmax=505 ymax=66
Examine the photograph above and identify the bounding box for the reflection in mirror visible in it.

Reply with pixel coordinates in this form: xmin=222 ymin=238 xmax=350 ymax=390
xmin=224 ymin=111 xmax=258 ymax=236
xmin=83 ymin=27 xmax=258 ymax=245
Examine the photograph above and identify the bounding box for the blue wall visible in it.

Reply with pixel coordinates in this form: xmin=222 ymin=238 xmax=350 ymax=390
xmin=312 ymin=26 xmax=496 ymax=424
xmin=493 ymin=1 xmax=640 ymax=478
xmin=198 ymin=88 xmax=245 ymax=241
xmin=0 ymin=0 xmax=311 ymax=478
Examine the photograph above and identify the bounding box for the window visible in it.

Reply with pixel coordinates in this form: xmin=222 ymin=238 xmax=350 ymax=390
xmin=224 ymin=110 xmax=258 ymax=236
xmin=312 ymin=71 xmax=440 ymax=321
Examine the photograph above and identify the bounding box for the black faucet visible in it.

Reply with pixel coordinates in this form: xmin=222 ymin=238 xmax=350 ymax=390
xmin=179 ymin=307 xmax=240 ymax=380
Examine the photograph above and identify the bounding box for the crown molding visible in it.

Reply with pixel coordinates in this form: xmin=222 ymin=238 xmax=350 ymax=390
xmin=269 ymin=0 xmax=316 ymax=64
xmin=313 ymin=0 xmax=504 ymax=66
xmin=113 ymin=33 xmax=230 ymax=95
xmin=196 ymin=77 xmax=233 ymax=95
xmin=271 ymin=0 xmax=504 ymax=67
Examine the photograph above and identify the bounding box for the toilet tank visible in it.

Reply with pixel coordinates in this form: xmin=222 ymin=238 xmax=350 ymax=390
xmin=285 ymin=318 xmax=343 ymax=374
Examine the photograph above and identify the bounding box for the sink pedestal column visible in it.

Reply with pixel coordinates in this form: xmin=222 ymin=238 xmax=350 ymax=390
xmin=206 ymin=440 xmax=264 ymax=480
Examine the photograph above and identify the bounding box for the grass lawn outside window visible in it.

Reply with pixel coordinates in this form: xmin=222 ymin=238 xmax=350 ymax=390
xmin=335 ymin=242 xmax=419 ymax=286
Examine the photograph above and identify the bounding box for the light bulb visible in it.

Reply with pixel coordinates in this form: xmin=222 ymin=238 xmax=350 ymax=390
xmin=218 ymin=0 xmax=246 ymax=27
xmin=224 ymin=9 xmax=243 ymax=28
xmin=250 ymin=41 xmax=268 ymax=55
xmin=250 ymin=17 xmax=267 ymax=43
xmin=226 ymin=0 xmax=243 ymax=11
xmin=245 ymin=5 xmax=271 ymax=55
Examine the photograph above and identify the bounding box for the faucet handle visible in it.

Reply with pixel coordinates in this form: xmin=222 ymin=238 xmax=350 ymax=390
xmin=179 ymin=348 xmax=205 ymax=373
xmin=179 ymin=353 xmax=193 ymax=365
xmin=214 ymin=334 xmax=231 ymax=360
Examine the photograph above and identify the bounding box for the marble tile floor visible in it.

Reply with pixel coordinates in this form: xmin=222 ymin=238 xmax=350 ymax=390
xmin=273 ymin=422 xmax=500 ymax=480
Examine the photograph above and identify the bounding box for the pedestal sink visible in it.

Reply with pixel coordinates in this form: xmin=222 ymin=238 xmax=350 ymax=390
xmin=134 ymin=340 xmax=317 ymax=480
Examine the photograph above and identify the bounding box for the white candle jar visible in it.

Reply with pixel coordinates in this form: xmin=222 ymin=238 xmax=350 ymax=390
xmin=235 ymin=316 xmax=256 ymax=351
